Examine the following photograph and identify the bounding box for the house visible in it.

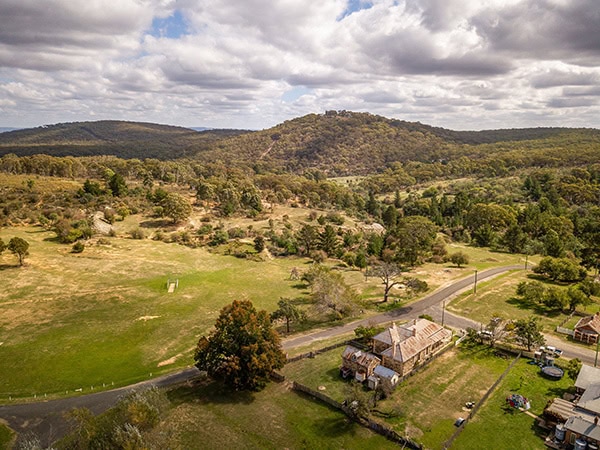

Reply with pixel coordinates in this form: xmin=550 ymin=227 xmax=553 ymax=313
xmin=372 ymin=319 xmax=453 ymax=377
xmin=341 ymin=345 xmax=381 ymax=382
xmin=576 ymin=365 xmax=600 ymax=393
xmin=574 ymin=313 xmax=600 ymax=344
xmin=545 ymin=364 xmax=600 ymax=447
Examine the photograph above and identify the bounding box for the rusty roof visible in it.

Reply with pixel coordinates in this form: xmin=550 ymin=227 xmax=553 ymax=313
xmin=575 ymin=313 xmax=600 ymax=334
xmin=342 ymin=345 xmax=381 ymax=367
xmin=375 ymin=319 xmax=452 ymax=362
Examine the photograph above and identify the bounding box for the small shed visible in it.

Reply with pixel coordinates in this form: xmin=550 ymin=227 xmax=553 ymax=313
xmin=373 ymin=364 xmax=400 ymax=391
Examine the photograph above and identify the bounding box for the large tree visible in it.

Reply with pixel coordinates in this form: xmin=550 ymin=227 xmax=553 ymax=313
xmin=271 ymin=298 xmax=305 ymax=333
xmin=309 ymin=268 xmax=358 ymax=319
xmin=513 ymin=316 xmax=545 ymax=351
xmin=8 ymin=237 xmax=29 ymax=266
xmin=371 ymin=262 xmax=403 ymax=303
xmin=391 ymin=216 xmax=437 ymax=266
xmin=194 ymin=300 xmax=285 ymax=391
xmin=161 ymin=192 xmax=192 ymax=223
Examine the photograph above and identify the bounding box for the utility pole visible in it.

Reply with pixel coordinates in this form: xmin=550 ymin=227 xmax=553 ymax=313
xmin=525 ymin=254 xmax=528 ymax=270
xmin=595 ymin=337 xmax=599 ymax=368
xmin=442 ymin=300 xmax=446 ymax=326
xmin=473 ymin=269 xmax=478 ymax=294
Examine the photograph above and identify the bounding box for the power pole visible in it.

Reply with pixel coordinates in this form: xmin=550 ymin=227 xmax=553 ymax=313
xmin=442 ymin=300 xmax=446 ymax=326
xmin=473 ymin=270 xmax=478 ymax=294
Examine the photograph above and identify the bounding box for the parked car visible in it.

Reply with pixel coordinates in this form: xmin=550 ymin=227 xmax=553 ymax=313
xmin=478 ymin=330 xmax=493 ymax=340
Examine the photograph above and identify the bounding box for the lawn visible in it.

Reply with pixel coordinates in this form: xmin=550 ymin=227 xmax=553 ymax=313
xmin=282 ymin=346 xmax=350 ymax=402
xmin=376 ymin=345 xmax=511 ymax=449
xmin=0 ymin=226 xmax=308 ymax=399
xmin=159 ymin=378 xmax=397 ymax=449
xmin=451 ymin=357 xmax=573 ymax=449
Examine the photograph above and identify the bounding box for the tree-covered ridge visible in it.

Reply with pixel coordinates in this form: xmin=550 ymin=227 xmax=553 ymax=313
xmin=0 ymin=120 xmax=249 ymax=159
xmin=187 ymin=111 xmax=600 ymax=176
xmin=1 ymin=112 xmax=599 ymax=177
xmin=192 ymin=111 xmax=455 ymax=175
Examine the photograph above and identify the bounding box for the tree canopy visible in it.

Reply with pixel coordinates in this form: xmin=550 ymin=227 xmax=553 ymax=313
xmin=194 ymin=300 xmax=285 ymax=391
xmin=8 ymin=237 xmax=29 ymax=266
xmin=513 ymin=316 xmax=545 ymax=351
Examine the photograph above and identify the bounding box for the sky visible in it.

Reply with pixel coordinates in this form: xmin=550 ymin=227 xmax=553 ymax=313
xmin=0 ymin=0 xmax=599 ymax=131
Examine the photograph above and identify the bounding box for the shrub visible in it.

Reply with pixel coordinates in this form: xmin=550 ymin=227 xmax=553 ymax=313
xmin=130 ymin=228 xmax=145 ymax=240
xmin=71 ymin=242 xmax=85 ymax=253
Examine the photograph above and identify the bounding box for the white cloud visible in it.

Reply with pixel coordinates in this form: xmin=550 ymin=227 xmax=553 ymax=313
xmin=0 ymin=0 xmax=599 ymax=130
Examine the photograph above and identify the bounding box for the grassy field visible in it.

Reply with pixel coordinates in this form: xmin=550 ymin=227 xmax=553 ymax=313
xmin=447 ymin=270 xmax=574 ymax=329
xmin=0 ymin=212 xmax=536 ymax=401
xmin=158 ymin=379 xmax=397 ymax=449
xmin=0 ymin=226 xmax=308 ymax=398
xmin=451 ymin=357 xmax=572 ymax=449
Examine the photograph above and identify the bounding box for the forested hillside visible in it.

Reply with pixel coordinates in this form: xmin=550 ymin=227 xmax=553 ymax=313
xmin=0 ymin=121 xmax=249 ymax=159
xmin=2 ymin=111 xmax=598 ymax=177
xmin=194 ymin=111 xmax=600 ymax=176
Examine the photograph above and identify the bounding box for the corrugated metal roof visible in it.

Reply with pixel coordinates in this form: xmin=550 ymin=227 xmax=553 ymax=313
xmin=377 ymin=319 xmax=452 ymax=362
xmin=578 ymin=385 xmax=600 ymax=415
xmin=575 ymin=313 xmax=600 ymax=334
xmin=341 ymin=345 xmax=381 ymax=367
xmin=374 ymin=364 xmax=399 ymax=379
xmin=565 ymin=416 xmax=600 ymax=441
xmin=576 ymin=365 xmax=600 ymax=391
xmin=545 ymin=398 xmax=576 ymax=421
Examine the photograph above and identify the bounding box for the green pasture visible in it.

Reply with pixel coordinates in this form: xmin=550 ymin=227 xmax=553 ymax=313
xmin=161 ymin=379 xmax=396 ymax=449
xmin=0 ymin=227 xmax=308 ymax=398
xmin=452 ymin=357 xmax=572 ymax=449
xmin=0 ymin=222 xmax=539 ymax=400
xmin=447 ymin=270 xmax=574 ymax=329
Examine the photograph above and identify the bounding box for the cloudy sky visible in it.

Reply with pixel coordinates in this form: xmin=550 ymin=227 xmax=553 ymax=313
xmin=1 ymin=0 xmax=599 ymax=130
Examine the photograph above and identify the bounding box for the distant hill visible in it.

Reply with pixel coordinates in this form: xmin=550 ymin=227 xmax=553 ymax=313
xmin=0 ymin=127 xmax=21 ymax=133
xmin=0 ymin=121 xmax=249 ymax=159
xmin=1 ymin=114 xmax=599 ymax=176
xmin=189 ymin=111 xmax=600 ymax=175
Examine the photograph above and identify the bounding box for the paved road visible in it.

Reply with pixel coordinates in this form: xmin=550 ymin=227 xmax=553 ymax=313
xmin=0 ymin=264 xmax=543 ymax=446
xmin=0 ymin=368 xmax=199 ymax=446
xmin=283 ymin=265 xmax=523 ymax=349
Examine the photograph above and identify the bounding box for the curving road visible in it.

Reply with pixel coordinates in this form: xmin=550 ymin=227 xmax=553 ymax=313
xmin=0 ymin=264 xmax=544 ymax=446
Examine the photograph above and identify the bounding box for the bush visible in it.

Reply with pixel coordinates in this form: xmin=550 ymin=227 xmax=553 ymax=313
xmin=326 ymin=212 xmax=345 ymax=225
xmin=130 ymin=228 xmax=145 ymax=240
xmin=71 ymin=242 xmax=85 ymax=253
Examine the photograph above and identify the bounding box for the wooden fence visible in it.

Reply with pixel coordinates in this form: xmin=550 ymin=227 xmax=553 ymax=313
xmin=556 ymin=327 xmax=574 ymax=336
xmin=442 ymin=352 xmax=522 ymax=449
xmin=292 ymin=381 xmax=422 ymax=449
xmin=286 ymin=341 xmax=352 ymax=363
